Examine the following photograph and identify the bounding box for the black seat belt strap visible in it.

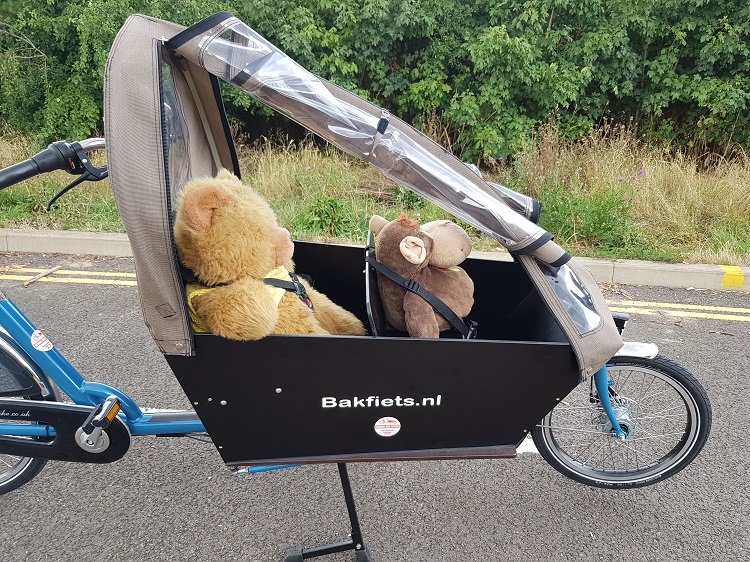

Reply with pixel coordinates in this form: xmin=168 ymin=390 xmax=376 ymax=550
xmin=264 ymin=272 xmax=314 ymax=310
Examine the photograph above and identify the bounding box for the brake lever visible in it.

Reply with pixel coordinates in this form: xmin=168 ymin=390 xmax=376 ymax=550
xmin=45 ymin=173 xmax=94 ymax=211
xmin=45 ymin=141 xmax=108 ymax=210
xmin=69 ymin=141 xmax=108 ymax=180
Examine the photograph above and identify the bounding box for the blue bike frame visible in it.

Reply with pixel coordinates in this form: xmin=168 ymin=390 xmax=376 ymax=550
xmin=594 ymin=364 xmax=626 ymax=439
xmin=0 ymin=290 xmax=204 ymax=437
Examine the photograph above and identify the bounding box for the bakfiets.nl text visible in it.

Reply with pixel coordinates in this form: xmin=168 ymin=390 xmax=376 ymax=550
xmin=321 ymin=395 xmax=442 ymax=408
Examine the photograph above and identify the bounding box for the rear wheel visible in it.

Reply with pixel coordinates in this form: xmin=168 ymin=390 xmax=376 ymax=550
xmin=532 ymin=355 xmax=711 ymax=489
xmin=0 ymin=383 xmax=61 ymax=495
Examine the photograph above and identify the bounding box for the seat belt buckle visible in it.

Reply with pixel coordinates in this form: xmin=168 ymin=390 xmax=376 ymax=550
xmin=464 ymin=320 xmax=478 ymax=340
xmin=404 ymin=279 xmax=421 ymax=293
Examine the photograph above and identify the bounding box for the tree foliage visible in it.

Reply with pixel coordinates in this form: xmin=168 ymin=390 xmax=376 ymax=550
xmin=1 ymin=0 xmax=748 ymax=157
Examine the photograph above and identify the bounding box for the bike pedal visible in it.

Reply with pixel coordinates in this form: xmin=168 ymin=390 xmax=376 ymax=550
xmin=80 ymin=395 xmax=121 ymax=434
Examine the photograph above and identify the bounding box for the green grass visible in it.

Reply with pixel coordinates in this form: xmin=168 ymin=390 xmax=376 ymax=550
xmin=0 ymin=174 xmax=123 ymax=232
xmin=2 ymin=127 xmax=749 ymax=266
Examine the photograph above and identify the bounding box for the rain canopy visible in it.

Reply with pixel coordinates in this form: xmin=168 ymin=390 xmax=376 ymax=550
xmin=104 ymin=12 xmax=623 ymax=377
xmin=166 ymin=13 xmax=569 ymax=266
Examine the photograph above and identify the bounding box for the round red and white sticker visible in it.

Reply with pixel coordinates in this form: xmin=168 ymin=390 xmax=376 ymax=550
xmin=374 ymin=417 xmax=401 ymax=437
xmin=30 ymin=330 xmax=53 ymax=352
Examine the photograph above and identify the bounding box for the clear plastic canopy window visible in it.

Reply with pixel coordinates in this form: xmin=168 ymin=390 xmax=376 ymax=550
xmin=172 ymin=20 xmax=569 ymax=261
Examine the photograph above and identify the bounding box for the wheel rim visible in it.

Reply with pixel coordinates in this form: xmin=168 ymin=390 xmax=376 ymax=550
xmin=538 ymin=363 xmax=701 ymax=485
xmin=0 ymin=452 xmax=35 ymax=486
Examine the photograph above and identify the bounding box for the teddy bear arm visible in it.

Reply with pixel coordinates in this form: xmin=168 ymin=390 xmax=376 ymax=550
xmin=298 ymin=280 xmax=365 ymax=336
xmin=192 ymin=281 xmax=279 ymax=341
xmin=403 ymin=292 xmax=440 ymax=338
xmin=450 ymin=270 xmax=475 ymax=317
xmin=273 ymin=293 xmax=331 ymax=336
xmin=423 ymin=268 xmax=475 ymax=319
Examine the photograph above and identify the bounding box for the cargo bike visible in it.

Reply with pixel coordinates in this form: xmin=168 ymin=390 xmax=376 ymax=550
xmin=0 ymin=13 xmax=711 ymax=561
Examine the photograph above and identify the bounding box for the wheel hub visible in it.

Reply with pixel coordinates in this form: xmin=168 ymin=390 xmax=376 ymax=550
xmin=593 ymin=396 xmax=639 ymax=440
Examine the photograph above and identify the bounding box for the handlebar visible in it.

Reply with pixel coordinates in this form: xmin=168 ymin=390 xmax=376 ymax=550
xmin=0 ymin=138 xmax=107 ymax=190
xmin=76 ymin=138 xmax=106 ymax=152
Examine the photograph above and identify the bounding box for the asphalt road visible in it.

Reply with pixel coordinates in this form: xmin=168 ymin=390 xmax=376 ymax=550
xmin=1 ymin=252 xmax=748 ymax=562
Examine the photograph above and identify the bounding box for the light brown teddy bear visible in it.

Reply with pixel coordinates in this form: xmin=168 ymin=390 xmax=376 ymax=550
xmin=369 ymin=213 xmax=474 ymax=338
xmin=173 ymin=169 xmax=365 ymax=340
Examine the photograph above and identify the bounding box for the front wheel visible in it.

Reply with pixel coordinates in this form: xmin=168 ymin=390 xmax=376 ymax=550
xmin=532 ymin=355 xmax=711 ymax=489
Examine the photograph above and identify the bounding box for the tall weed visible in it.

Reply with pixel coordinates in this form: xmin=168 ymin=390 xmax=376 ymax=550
xmin=240 ymin=137 xmax=469 ymax=244
xmin=502 ymin=119 xmax=750 ymax=264
xmin=632 ymin=149 xmax=750 ymax=264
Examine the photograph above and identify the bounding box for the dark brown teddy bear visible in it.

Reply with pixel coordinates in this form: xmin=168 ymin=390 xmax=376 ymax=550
xmin=369 ymin=213 xmax=474 ymax=338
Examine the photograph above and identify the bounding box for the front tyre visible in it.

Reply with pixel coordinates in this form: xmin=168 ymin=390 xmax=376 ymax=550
xmin=532 ymin=355 xmax=711 ymax=489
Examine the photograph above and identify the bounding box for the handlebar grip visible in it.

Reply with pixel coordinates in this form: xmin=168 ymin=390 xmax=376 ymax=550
xmin=0 ymin=141 xmax=72 ymax=190
xmin=32 ymin=142 xmax=70 ymax=173
xmin=0 ymin=159 xmax=42 ymax=190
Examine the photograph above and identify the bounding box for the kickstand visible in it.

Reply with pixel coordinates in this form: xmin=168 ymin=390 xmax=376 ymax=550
xmin=284 ymin=463 xmax=372 ymax=561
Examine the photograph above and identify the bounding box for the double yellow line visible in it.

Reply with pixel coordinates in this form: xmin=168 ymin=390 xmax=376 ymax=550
xmin=0 ymin=267 xmax=137 ymax=286
xmin=607 ymin=300 xmax=750 ymax=323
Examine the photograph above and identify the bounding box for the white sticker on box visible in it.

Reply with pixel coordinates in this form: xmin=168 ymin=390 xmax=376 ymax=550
xmin=374 ymin=417 xmax=401 ymax=437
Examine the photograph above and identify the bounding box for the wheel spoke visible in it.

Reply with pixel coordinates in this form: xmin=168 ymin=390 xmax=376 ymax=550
xmin=0 ymin=455 xmax=20 ymax=468
xmin=649 ymin=405 xmax=685 ymax=419
xmin=535 ymin=425 xmax=607 ymax=435
xmin=628 ymin=431 xmax=686 ymax=441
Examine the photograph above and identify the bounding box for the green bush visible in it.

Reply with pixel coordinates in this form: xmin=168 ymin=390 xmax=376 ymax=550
xmin=1 ymin=0 xmax=748 ymax=156
xmin=534 ymin=178 xmax=635 ymax=251
xmin=294 ymin=194 xmax=353 ymax=238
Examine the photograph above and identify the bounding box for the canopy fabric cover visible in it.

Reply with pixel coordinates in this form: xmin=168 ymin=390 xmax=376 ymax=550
xmin=105 ymin=14 xmax=239 ymax=356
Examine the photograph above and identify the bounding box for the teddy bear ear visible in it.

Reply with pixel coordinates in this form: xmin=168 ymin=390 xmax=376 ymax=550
xmin=369 ymin=215 xmax=389 ymax=234
xmin=215 ymin=168 xmax=239 ymax=183
xmin=181 ymin=184 xmax=232 ymax=233
xmin=399 ymin=236 xmax=428 ymax=265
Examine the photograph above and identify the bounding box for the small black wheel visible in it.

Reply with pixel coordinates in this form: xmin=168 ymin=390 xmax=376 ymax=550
xmin=532 ymin=355 xmax=711 ymax=489
xmin=0 ymin=382 xmax=61 ymax=495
